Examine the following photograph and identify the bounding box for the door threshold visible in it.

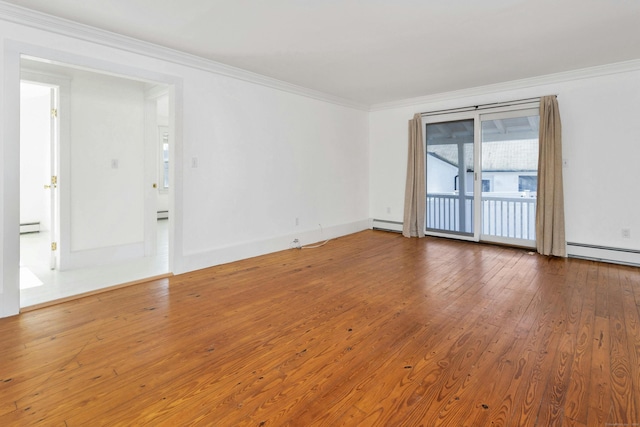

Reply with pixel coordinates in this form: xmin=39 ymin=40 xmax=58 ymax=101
xmin=20 ymin=272 xmax=173 ymax=313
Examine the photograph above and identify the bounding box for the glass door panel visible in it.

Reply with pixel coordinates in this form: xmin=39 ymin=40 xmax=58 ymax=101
xmin=426 ymin=119 xmax=474 ymax=236
xmin=480 ymin=110 xmax=539 ymax=246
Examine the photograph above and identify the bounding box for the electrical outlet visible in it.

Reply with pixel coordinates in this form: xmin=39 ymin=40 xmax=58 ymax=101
xmin=292 ymin=238 xmax=301 ymax=249
xmin=622 ymin=228 xmax=631 ymax=239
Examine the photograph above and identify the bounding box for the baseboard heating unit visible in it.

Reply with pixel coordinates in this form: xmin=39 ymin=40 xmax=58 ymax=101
xmin=372 ymin=219 xmax=403 ymax=233
xmin=20 ymin=222 xmax=40 ymax=234
xmin=567 ymin=242 xmax=640 ymax=267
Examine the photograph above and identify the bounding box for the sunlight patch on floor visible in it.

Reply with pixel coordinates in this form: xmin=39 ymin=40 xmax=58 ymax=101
xmin=20 ymin=267 xmax=43 ymax=289
xmin=19 ymin=219 xmax=169 ymax=307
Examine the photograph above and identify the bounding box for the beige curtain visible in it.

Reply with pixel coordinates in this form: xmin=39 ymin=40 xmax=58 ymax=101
xmin=536 ymin=96 xmax=566 ymax=256
xmin=403 ymin=113 xmax=426 ymax=238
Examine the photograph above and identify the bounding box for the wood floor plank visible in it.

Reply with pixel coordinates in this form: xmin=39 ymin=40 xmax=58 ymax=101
xmin=1 ymin=230 xmax=639 ymax=426
xmin=505 ymin=270 xmax=569 ymax=426
xmin=619 ymin=265 xmax=640 ymax=418
xmin=430 ymin=272 xmax=546 ymax=426
xmin=588 ymin=315 xmax=611 ymax=427
xmin=563 ymin=260 xmax=596 ymax=425
xmin=536 ymin=259 xmax=589 ymax=426
xmin=536 ymin=323 xmax=575 ymax=426
xmin=606 ymin=264 xmax=639 ymax=425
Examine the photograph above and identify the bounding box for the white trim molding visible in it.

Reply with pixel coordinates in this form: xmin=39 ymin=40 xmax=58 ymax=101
xmin=3 ymin=0 xmax=639 ymax=113
xmin=370 ymin=59 xmax=640 ymax=111
xmin=180 ymin=219 xmax=371 ymax=273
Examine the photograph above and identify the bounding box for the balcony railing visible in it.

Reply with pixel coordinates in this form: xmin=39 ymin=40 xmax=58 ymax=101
xmin=426 ymin=193 xmax=473 ymax=233
xmin=427 ymin=193 xmax=537 ymax=240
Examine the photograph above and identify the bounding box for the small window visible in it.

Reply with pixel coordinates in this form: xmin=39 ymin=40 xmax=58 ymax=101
xmin=482 ymin=179 xmax=491 ymax=192
xmin=159 ymin=127 xmax=169 ymax=191
xmin=162 ymin=137 xmax=169 ymax=189
xmin=518 ymin=175 xmax=537 ymax=192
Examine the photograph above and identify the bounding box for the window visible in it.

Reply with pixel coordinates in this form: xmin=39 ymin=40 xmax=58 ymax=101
xmin=159 ymin=127 xmax=169 ymax=191
xmin=518 ymin=175 xmax=537 ymax=192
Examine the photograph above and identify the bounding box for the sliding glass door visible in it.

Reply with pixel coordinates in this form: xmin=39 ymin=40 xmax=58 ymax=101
xmin=425 ymin=106 xmax=539 ymax=247
xmin=425 ymin=118 xmax=475 ymax=236
xmin=480 ymin=109 xmax=539 ymax=247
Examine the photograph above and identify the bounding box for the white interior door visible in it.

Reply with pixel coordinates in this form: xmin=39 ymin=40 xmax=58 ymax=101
xmin=19 ymin=81 xmax=59 ymax=276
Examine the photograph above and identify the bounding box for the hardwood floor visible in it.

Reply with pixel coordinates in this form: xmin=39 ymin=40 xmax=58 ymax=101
xmin=1 ymin=230 xmax=639 ymax=426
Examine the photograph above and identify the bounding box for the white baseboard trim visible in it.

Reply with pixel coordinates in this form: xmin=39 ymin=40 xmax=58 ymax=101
xmin=179 ymin=219 xmax=370 ymax=274
xmin=370 ymin=225 xmax=640 ymax=267
xmin=567 ymin=242 xmax=640 ymax=267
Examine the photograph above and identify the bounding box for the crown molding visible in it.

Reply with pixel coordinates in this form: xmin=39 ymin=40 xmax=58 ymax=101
xmin=0 ymin=1 xmax=369 ymax=111
xmin=4 ymin=1 xmax=638 ymax=114
xmin=370 ymin=59 xmax=640 ymax=112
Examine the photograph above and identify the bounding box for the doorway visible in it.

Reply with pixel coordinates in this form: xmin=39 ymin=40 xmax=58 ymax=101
xmin=18 ymin=58 xmax=172 ymax=308
xmin=19 ymin=81 xmax=58 ymax=290
xmin=425 ymin=105 xmax=539 ymax=248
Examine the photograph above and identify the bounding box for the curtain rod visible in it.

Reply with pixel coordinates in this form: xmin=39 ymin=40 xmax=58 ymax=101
xmin=420 ymin=95 xmax=556 ymax=117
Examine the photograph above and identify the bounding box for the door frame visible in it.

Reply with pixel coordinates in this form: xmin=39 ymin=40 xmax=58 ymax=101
xmin=478 ymin=107 xmax=539 ymax=249
xmin=47 ymin=85 xmax=58 ymax=270
xmin=1 ymin=41 xmax=184 ymax=317
xmin=20 ymin=70 xmax=69 ymax=272
xmin=424 ymin=111 xmax=480 ymax=242
xmin=143 ymin=86 xmax=169 ymax=257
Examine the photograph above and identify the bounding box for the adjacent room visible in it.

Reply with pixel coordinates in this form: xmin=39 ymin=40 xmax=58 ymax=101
xmin=1 ymin=0 xmax=639 ymax=425
xmin=18 ymin=58 xmax=172 ymax=308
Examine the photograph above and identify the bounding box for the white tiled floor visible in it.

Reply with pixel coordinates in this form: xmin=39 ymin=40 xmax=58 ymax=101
xmin=20 ymin=219 xmax=169 ymax=308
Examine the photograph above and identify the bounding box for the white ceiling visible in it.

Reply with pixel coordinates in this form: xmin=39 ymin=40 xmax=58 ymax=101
xmin=5 ymin=0 xmax=640 ymax=105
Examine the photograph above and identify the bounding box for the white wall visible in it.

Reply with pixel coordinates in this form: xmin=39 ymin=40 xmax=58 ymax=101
xmin=69 ymin=70 xmax=147 ymax=252
xmin=21 ymin=63 xmax=155 ymax=270
xmin=370 ymin=65 xmax=640 ymax=263
xmin=426 ymin=155 xmax=457 ymax=193
xmin=486 ymin=173 xmax=519 ymax=193
xmin=180 ymin=75 xmax=368 ymax=262
xmin=0 ymin=11 xmax=370 ymax=316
